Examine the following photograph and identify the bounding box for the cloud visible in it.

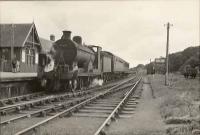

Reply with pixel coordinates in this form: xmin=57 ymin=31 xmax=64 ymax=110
xmin=0 ymin=0 xmax=199 ymax=67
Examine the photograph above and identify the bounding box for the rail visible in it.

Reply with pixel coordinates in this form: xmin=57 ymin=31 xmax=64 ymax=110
xmin=94 ymin=77 xmax=141 ymax=135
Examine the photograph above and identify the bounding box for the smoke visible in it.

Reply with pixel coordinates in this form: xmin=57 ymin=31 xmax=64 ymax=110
xmin=44 ymin=54 xmax=55 ymax=72
xmin=90 ymin=78 xmax=104 ymax=87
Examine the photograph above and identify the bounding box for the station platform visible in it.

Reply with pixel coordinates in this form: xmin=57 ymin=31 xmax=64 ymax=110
xmin=0 ymin=72 xmax=37 ymax=82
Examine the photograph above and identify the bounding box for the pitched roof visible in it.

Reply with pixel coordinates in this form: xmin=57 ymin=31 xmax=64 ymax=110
xmin=39 ymin=37 xmax=54 ymax=53
xmin=0 ymin=23 xmax=36 ymax=47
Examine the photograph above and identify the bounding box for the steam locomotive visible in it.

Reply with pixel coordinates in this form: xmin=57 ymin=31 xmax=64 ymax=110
xmin=38 ymin=30 xmax=129 ymax=91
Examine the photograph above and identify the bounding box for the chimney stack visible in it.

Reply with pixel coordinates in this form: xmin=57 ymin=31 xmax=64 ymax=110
xmin=50 ymin=34 xmax=55 ymax=41
xmin=62 ymin=30 xmax=71 ymax=39
xmin=73 ymin=36 xmax=82 ymax=45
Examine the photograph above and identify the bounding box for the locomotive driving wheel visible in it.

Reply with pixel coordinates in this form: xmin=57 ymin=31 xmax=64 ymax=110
xmin=77 ymin=78 xmax=83 ymax=90
xmin=54 ymin=79 xmax=61 ymax=91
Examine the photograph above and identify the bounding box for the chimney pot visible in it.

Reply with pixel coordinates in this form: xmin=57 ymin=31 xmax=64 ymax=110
xmin=50 ymin=34 xmax=55 ymax=41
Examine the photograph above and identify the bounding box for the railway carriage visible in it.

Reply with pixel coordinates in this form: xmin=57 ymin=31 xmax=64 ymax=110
xmin=101 ymin=51 xmax=112 ymax=82
xmin=101 ymin=51 xmax=129 ymax=82
xmin=112 ymin=55 xmax=129 ymax=79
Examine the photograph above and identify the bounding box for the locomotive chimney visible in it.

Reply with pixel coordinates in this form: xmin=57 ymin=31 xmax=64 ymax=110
xmin=50 ymin=34 xmax=55 ymax=41
xmin=73 ymin=36 xmax=82 ymax=45
xmin=62 ymin=30 xmax=71 ymax=39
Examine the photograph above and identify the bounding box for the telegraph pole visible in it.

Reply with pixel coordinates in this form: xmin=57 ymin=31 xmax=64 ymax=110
xmin=164 ymin=22 xmax=173 ymax=86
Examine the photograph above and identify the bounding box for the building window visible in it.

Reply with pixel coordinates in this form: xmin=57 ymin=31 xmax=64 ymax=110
xmin=30 ymin=49 xmax=35 ymax=65
xmin=25 ymin=48 xmax=29 ymax=65
xmin=1 ymin=48 xmax=10 ymax=60
xmin=25 ymin=48 xmax=35 ymax=65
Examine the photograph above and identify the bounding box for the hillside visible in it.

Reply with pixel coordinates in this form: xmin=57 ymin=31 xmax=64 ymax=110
xmin=145 ymin=46 xmax=199 ymax=73
xmin=169 ymin=46 xmax=199 ymax=72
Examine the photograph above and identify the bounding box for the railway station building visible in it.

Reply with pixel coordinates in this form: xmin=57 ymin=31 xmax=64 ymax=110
xmin=0 ymin=23 xmax=41 ymax=72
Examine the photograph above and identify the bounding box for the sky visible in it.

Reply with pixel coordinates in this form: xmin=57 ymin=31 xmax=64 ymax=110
xmin=0 ymin=0 xmax=199 ymax=67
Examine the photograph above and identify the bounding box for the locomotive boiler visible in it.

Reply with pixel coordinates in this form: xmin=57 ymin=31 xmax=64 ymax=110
xmin=52 ymin=31 xmax=96 ymax=78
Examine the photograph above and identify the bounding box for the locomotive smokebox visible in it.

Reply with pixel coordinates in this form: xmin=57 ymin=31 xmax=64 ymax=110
xmin=73 ymin=36 xmax=82 ymax=45
xmin=62 ymin=31 xmax=71 ymax=39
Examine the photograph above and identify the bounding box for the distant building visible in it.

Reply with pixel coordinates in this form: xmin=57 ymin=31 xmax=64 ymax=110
xmin=0 ymin=23 xmax=41 ymax=72
xmin=155 ymin=57 xmax=165 ymax=64
xmin=154 ymin=57 xmax=165 ymax=74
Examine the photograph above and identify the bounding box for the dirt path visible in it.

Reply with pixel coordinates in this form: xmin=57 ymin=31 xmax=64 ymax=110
xmin=107 ymin=77 xmax=166 ymax=135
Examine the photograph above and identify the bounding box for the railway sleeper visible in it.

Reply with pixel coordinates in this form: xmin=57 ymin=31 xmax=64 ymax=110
xmin=55 ymin=97 xmax=61 ymax=102
xmin=51 ymin=108 xmax=57 ymax=113
xmin=65 ymin=111 xmax=72 ymax=117
xmin=99 ymin=129 xmax=106 ymax=135
xmin=16 ymin=106 xmax=21 ymax=113
xmin=30 ymin=103 xmax=36 ymax=108
xmin=111 ymin=115 xmax=116 ymax=121
xmin=0 ymin=101 xmax=6 ymax=107
xmin=40 ymin=111 xmax=47 ymax=117
xmin=23 ymin=96 xmax=30 ymax=101
xmin=115 ymin=111 xmax=119 ymax=118
xmin=7 ymin=99 xmax=15 ymax=105
xmin=15 ymin=98 xmax=21 ymax=102
xmin=106 ymin=119 xmax=111 ymax=126
xmin=0 ymin=110 xmax=7 ymax=115
xmin=73 ymin=107 xmax=79 ymax=113
xmin=25 ymin=104 xmax=31 ymax=110
xmin=120 ymin=110 xmax=135 ymax=114
xmin=124 ymin=104 xmax=137 ymax=108
xmin=61 ymin=104 xmax=67 ymax=109
xmin=59 ymin=96 xmax=64 ymax=100
xmin=40 ymin=101 xmax=46 ymax=106
xmin=46 ymin=99 xmax=52 ymax=104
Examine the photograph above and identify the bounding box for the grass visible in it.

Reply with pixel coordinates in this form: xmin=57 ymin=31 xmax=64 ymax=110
xmin=149 ymin=74 xmax=200 ymax=135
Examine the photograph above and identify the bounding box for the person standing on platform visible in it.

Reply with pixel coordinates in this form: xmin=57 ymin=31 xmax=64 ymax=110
xmin=12 ymin=56 xmax=17 ymax=73
xmin=0 ymin=55 xmax=6 ymax=71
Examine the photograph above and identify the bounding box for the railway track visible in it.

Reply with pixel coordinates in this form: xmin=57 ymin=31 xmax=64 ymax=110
xmin=1 ymin=75 xmax=138 ymax=135
xmin=0 ymin=92 xmax=45 ymax=107
xmin=0 ymin=75 xmax=132 ymax=108
xmin=0 ymin=76 xmax=132 ymax=115
xmin=0 ymin=90 xmax=91 ymax=115
xmin=0 ymin=75 xmax=138 ymax=135
xmin=94 ymin=78 xmax=141 ymax=135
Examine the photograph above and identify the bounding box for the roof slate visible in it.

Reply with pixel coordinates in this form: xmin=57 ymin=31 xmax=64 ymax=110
xmin=0 ymin=23 xmax=33 ymax=47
